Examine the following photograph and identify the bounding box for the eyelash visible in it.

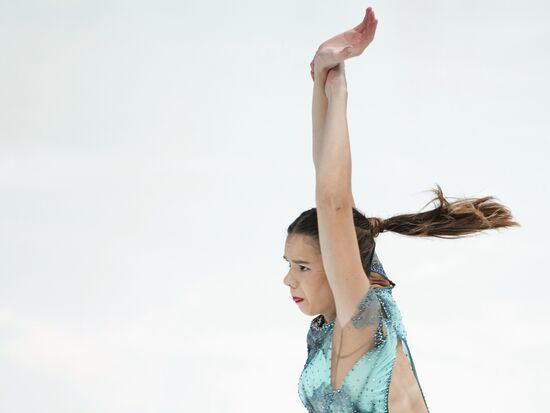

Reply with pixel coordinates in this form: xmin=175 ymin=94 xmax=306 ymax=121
xmin=288 ymin=263 xmax=308 ymax=271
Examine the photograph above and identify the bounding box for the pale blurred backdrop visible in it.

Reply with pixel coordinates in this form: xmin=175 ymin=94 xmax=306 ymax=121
xmin=1 ymin=0 xmax=548 ymax=412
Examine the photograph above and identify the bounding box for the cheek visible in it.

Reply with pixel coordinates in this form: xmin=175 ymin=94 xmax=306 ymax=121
xmin=310 ymin=278 xmax=332 ymax=300
xmin=320 ymin=285 xmax=333 ymax=301
xmin=319 ymin=280 xmax=335 ymax=302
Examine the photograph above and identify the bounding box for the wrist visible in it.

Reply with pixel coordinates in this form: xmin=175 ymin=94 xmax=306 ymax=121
xmin=313 ymin=52 xmax=331 ymax=77
xmin=327 ymin=86 xmax=348 ymax=101
xmin=313 ymin=67 xmax=328 ymax=84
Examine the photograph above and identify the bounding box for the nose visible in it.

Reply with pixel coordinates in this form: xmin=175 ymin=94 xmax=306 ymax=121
xmin=283 ymin=272 xmax=294 ymax=288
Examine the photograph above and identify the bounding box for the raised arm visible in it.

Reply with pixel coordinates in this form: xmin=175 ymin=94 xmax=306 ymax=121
xmin=311 ymin=61 xmax=356 ymax=208
xmin=315 ymin=63 xmax=367 ymax=329
xmin=311 ymin=6 xmax=377 ymax=205
xmin=311 ymin=63 xmax=329 ymax=172
xmin=314 ymin=64 xmax=353 ymax=203
xmin=311 ymin=7 xmax=379 ymax=328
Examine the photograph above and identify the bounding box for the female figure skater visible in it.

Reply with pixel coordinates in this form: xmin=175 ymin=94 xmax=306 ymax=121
xmin=283 ymin=7 xmax=519 ymax=413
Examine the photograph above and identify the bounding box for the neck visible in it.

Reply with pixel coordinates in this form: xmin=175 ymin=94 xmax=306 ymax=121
xmin=323 ymin=310 xmax=337 ymax=324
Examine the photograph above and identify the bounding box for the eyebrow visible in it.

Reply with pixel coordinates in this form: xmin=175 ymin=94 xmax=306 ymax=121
xmin=283 ymin=255 xmax=311 ymax=265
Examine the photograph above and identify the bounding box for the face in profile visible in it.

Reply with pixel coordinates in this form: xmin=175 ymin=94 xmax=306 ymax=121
xmin=283 ymin=233 xmax=336 ymax=321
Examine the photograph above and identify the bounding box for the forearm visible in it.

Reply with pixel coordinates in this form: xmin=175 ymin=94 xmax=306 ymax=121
xmin=312 ymin=70 xmax=329 ymax=171
xmin=314 ymin=89 xmax=353 ymax=204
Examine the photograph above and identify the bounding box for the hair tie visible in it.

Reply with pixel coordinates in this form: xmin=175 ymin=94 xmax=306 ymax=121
xmin=368 ymin=217 xmax=385 ymax=237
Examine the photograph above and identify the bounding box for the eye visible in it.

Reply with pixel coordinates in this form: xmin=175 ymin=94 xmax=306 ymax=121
xmin=288 ymin=263 xmax=308 ymax=272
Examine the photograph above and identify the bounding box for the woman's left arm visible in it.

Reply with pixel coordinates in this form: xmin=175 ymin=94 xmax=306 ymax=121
xmin=314 ymin=65 xmax=353 ymax=206
xmin=311 ymin=62 xmax=356 ymax=209
xmin=311 ymin=6 xmax=377 ymax=206
xmin=311 ymin=8 xmax=378 ymax=327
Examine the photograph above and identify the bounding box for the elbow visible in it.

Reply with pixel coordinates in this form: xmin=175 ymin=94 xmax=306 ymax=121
xmin=315 ymin=191 xmax=354 ymax=210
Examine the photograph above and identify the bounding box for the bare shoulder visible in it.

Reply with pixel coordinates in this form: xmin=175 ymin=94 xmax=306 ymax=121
xmin=316 ymin=197 xmax=372 ymax=328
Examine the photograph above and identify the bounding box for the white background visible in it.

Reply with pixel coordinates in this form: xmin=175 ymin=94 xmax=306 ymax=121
xmin=1 ymin=0 xmax=548 ymax=412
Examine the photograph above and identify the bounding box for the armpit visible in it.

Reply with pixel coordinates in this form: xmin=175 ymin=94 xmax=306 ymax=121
xmin=350 ymin=287 xmax=383 ymax=330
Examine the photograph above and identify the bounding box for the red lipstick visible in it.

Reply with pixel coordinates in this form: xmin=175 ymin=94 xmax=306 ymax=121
xmin=292 ymin=296 xmax=304 ymax=303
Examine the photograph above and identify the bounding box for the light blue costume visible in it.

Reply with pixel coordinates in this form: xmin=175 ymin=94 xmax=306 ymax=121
xmin=297 ymin=252 xmax=430 ymax=412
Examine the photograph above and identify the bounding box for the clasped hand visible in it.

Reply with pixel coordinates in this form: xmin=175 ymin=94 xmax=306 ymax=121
xmin=310 ymin=7 xmax=378 ymax=96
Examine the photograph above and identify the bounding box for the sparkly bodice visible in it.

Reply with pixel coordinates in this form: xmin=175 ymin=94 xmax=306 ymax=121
xmin=297 ymin=252 xmax=430 ymax=413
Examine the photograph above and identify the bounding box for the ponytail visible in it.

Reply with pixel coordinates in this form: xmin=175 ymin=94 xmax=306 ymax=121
xmin=363 ymin=184 xmax=519 ymax=239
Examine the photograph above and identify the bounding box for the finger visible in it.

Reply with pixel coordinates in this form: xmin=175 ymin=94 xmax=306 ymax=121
xmin=368 ymin=19 xmax=378 ymax=36
xmin=352 ymin=7 xmax=373 ymax=33
xmin=361 ymin=18 xmax=378 ymax=41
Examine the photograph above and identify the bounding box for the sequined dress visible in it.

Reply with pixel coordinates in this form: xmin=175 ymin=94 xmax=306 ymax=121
xmin=297 ymin=252 xmax=430 ymax=413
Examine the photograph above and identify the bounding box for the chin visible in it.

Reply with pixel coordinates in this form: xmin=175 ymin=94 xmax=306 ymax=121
xmin=302 ymin=307 xmax=315 ymax=316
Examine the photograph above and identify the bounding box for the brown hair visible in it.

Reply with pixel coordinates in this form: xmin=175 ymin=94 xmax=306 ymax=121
xmin=286 ymin=184 xmax=520 ymax=278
